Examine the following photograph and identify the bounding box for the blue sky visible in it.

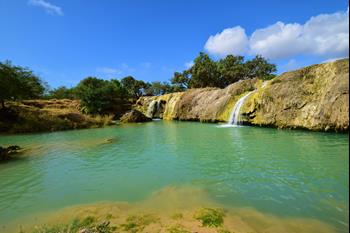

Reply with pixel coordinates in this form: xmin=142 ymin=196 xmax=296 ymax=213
xmin=0 ymin=0 xmax=348 ymax=88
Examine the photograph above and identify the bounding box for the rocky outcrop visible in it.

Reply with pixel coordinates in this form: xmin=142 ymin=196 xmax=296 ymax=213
xmin=136 ymin=79 xmax=260 ymax=122
xmin=241 ymin=59 xmax=349 ymax=131
xmin=120 ymin=110 xmax=152 ymax=123
xmin=135 ymin=59 xmax=349 ymax=132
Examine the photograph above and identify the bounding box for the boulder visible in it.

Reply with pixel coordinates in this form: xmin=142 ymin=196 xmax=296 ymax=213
xmin=0 ymin=145 xmax=22 ymax=161
xmin=119 ymin=110 xmax=152 ymax=123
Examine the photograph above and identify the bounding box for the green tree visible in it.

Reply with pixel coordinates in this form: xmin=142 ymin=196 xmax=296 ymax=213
xmin=143 ymin=81 xmax=173 ymax=96
xmin=217 ymin=55 xmax=246 ymax=87
xmin=244 ymin=55 xmax=277 ymax=80
xmin=120 ymin=76 xmax=147 ymax=99
xmin=168 ymin=54 xmax=276 ymax=89
xmin=170 ymin=70 xmax=190 ymax=90
xmin=189 ymin=52 xmax=220 ymax=88
xmin=48 ymin=86 xmax=76 ymax=99
xmin=0 ymin=61 xmax=46 ymax=108
xmin=75 ymin=77 xmax=127 ymax=115
xmin=152 ymin=81 xmax=172 ymax=95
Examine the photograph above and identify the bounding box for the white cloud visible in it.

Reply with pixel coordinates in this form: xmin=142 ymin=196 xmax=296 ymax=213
xmin=28 ymin=0 xmax=63 ymax=16
xmin=185 ymin=61 xmax=194 ymax=68
xmin=204 ymin=26 xmax=249 ymax=56
xmin=205 ymin=9 xmax=349 ymax=60
xmin=249 ymin=22 xmax=305 ymax=59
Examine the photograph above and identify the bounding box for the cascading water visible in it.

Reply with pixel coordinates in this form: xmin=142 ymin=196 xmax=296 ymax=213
xmin=227 ymin=81 xmax=269 ymax=126
xmin=228 ymin=92 xmax=254 ymax=125
xmin=146 ymin=100 xmax=157 ymax=118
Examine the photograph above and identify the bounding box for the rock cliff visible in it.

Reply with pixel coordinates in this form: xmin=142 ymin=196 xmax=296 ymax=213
xmin=135 ymin=59 xmax=349 ymax=132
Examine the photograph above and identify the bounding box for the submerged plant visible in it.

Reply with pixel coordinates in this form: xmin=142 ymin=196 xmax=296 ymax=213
xmin=167 ymin=224 xmax=191 ymax=233
xmin=121 ymin=214 xmax=159 ymax=233
xmin=170 ymin=213 xmax=183 ymax=220
xmin=31 ymin=216 xmax=116 ymax=233
xmin=217 ymin=229 xmax=232 ymax=233
xmin=194 ymin=208 xmax=225 ymax=227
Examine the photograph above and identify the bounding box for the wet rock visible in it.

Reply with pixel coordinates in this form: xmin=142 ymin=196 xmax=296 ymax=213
xmin=120 ymin=110 xmax=152 ymax=123
xmin=0 ymin=145 xmax=22 ymax=161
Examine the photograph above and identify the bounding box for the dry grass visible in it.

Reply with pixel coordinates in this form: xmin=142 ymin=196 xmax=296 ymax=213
xmin=0 ymin=99 xmax=115 ymax=134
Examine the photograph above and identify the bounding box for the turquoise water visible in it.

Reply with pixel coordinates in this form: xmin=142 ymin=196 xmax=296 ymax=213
xmin=0 ymin=121 xmax=348 ymax=232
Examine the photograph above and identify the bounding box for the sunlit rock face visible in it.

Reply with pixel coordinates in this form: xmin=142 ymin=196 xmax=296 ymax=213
xmin=135 ymin=79 xmax=258 ymax=122
xmin=135 ymin=59 xmax=349 ymax=132
xmin=241 ymin=58 xmax=349 ymax=131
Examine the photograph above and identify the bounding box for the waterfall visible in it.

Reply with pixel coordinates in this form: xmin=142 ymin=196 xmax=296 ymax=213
xmin=228 ymin=92 xmax=254 ymax=125
xmin=146 ymin=100 xmax=157 ymax=118
xmin=227 ymin=81 xmax=269 ymax=125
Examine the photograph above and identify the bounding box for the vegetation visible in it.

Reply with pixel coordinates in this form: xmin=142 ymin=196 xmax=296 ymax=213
xmin=121 ymin=214 xmax=159 ymax=233
xmin=120 ymin=76 xmax=147 ymax=99
xmin=167 ymin=224 xmax=191 ymax=233
xmin=0 ymin=100 xmax=114 ymax=133
xmin=170 ymin=213 xmax=184 ymax=220
xmin=0 ymin=61 xmax=47 ymax=109
xmin=75 ymin=77 xmax=128 ymax=115
xmin=144 ymin=81 xmax=172 ymax=96
xmin=1 ymin=52 xmax=275 ymax=113
xmin=172 ymin=53 xmax=276 ymax=89
xmin=189 ymin=52 xmax=221 ymax=88
xmin=47 ymin=86 xmax=76 ymax=99
xmin=0 ymin=52 xmax=275 ymax=132
xmin=31 ymin=216 xmax=116 ymax=233
xmin=194 ymin=208 xmax=225 ymax=227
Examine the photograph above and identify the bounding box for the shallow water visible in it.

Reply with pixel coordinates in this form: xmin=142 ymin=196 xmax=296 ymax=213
xmin=0 ymin=121 xmax=348 ymax=232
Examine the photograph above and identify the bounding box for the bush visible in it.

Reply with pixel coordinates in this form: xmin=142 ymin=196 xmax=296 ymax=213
xmin=75 ymin=77 xmax=128 ymax=115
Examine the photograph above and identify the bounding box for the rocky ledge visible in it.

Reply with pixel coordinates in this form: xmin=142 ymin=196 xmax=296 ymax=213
xmin=135 ymin=59 xmax=349 ymax=132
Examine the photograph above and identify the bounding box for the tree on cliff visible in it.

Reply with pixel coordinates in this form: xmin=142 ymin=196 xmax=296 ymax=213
xmin=169 ymin=53 xmax=276 ymax=90
xmin=217 ymin=55 xmax=246 ymax=87
xmin=0 ymin=61 xmax=46 ymax=109
xmin=120 ymin=76 xmax=147 ymax=99
xmin=244 ymin=55 xmax=276 ymax=80
xmin=144 ymin=81 xmax=173 ymax=96
xmin=189 ymin=52 xmax=220 ymax=88
xmin=75 ymin=77 xmax=128 ymax=115
xmin=170 ymin=71 xmax=190 ymax=91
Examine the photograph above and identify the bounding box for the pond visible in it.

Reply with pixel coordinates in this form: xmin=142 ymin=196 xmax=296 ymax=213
xmin=0 ymin=121 xmax=348 ymax=232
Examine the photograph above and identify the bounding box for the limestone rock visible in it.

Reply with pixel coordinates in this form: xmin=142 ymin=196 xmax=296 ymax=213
xmin=120 ymin=109 xmax=152 ymax=123
xmin=134 ymin=59 xmax=349 ymax=132
xmin=241 ymin=58 xmax=349 ymax=131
